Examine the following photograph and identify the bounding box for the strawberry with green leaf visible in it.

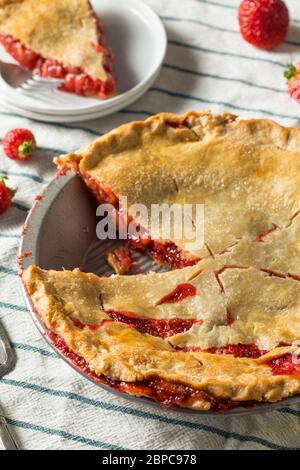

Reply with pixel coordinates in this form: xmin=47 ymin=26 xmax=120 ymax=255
xmin=0 ymin=177 xmax=17 ymax=214
xmin=3 ymin=128 xmax=36 ymax=161
xmin=284 ymin=63 xmax=300 ymax=103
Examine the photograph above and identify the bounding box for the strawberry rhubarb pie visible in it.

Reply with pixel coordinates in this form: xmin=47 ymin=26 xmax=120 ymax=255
xmin=21 ymin=112 xmax=300 ymax=411
xmin=0 ymin=0 xmax=116 ymax=98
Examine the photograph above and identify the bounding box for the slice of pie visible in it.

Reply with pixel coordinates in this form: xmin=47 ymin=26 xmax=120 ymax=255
xmin=20 ymin=111 xmax=300 ymax=411
xmin=0 ymin=0 xmax=116 ymax=99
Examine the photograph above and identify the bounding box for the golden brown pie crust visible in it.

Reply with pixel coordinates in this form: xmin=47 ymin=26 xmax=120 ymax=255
xmin=55 ymin=111 xmax=300 ymax=259
xmin=22 ymin=265 xmax=300 ymax=411
xmin=22 ymin=112 xmax=300 ymax=410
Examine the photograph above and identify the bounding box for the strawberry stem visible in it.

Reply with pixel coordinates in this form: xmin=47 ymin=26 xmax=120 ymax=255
xmin=19 ymin=140 xmax=33 ymax=158
xmin=0 ymin=176 xmax=17 ymax=196
xmin=284 ymin=64 xmax=297 ymax=82
xmin=9 ymin=187 xmax=17 ymax=197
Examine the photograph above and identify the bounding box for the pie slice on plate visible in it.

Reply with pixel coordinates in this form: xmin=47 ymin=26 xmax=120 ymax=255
xmin=0 ymin=0 xmax=116 ymax=98
xmin=21 ymin=112 xmax=300 ymax=411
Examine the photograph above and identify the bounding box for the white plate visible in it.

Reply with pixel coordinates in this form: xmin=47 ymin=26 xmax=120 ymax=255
xmin=0 ymin=68 xmax=160 ymax=122
xmin=0 ymin=0 xmax=166 ymax=117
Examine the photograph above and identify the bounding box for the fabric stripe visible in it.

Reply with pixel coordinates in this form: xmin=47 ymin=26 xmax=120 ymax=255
xmin=12 ymin=202 xmax=29 ymax=212
xmin=42 ymin=122 xmax=102 ymax=138
xmin=150 ymin=86 xmax=299 ymax=120
xmin=6 ymin=417 xmax=125 ymax=450
xmin=120 ymin=109 xmax=152 ymax=117
xmin=162 ymin=15 xmax=239 ymax=33
xmin=162 ymin=15 xmax=300 ymax=47
xmin=0 ymin=111 xmax=101 ymax=138
xmin=0 ymin=301 xmax=27 ymax=312
xmin=163 ymin=63 xmax=286 ymax=93
xmin=0 ymin=169 xmax=47 ymax=184
xmin=36 ymin=146 xmax=66 ymax=155
xmin=11 ymin=342 xmax=57 ymax=358
xmin=196 ymin=0 xmax=300 ymax=25
xmin=12 ymin=342 xmax=57 ymax=358
xmin=196 ymin=0 xmax=300 ymax=17
xmin=0 ymin=109 xmax=141 ymax=128
xmin=196 ymin=0 xmax=236 ymax=9
xmin=0 ymin=138 xmax=65 ymax=156
xmin=280 ymin=408 xmax=300 ymax=417
xmin=0 ymin=83 xmax=294 ymax=130
xmin=0 ymin=233 xmax=20 ymax=239
xmin=168 ymin=39 xmax=286 ymax=68
xmin=0 ymin=266 xmax=18 ymax=276
xmin=1 ymin=377 xmax=293 ymax=450
xmin=285 ymin=39 xmax=300 ymax=47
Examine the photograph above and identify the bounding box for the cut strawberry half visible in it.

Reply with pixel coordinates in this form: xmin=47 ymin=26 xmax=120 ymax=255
xmin=0 ymin=0 xmax=116 ymax=99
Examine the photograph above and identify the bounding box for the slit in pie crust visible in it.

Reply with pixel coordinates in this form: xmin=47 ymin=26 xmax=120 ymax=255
xmin=21 ymin=111 xmax=300 ymax=411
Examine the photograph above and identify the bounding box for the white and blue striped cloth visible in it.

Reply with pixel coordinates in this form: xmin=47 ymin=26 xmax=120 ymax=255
xmin=1 ymin=0 xmax=300 ymax=450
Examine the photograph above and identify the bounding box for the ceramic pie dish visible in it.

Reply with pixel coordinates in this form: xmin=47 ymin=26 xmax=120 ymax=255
xmin=19 ymin=112 xmax=300 ymax=415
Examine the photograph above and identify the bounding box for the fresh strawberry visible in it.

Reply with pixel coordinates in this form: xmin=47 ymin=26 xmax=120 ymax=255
xmin=238 ymin=0 xmax=289 ymax=50
xmin=0 ymin=177 xmax=17 ymax=214
xmin=3 ymin=128 xmax=36 ymax=161
xmin=284 ymin=63 xmax=300 ymax=102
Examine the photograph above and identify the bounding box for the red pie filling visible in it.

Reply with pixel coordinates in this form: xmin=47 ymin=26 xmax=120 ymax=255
xmin=71 ymin=283 xmax=198 ymax=339
xmin=71 ymin=312 xmax=297 ymax=365
xmin=82 ymin=174 xmax=200 ymax=269
xmin=147 ymin=240 xmax=199 ymax=269
xmin=0 ymin=32 xmax=116 ymax=99
xmin=108 ymin=311 xmax=202 ymax=339
xmin=48 ymin=329 xmax=253 ymax=411
xmin=106 ymin=246 xmax=134 ymax=275
xmin=260 ymin=268 xmax=286 ymax=279
xmin=164 ymin=119 xmax=191 ymax=129
xmin=71 ymin=312 xmax=201 ymax=339
xmin=157 ymin=283 xmax=197 ymax=305
xmin=225 ymin=309 xmax=235 ymax=326
xmin=203 ymin=344 xmax=266 ymax=359
xmin=71 ymin=318 xmax=107 ymax=331
xmin=83 ymin=174 xmax=120 ymax=207
xmin=263 ymin=353 xmax=300 ymax=375
xmin=255 ymin=224 xmax=277 ymax=242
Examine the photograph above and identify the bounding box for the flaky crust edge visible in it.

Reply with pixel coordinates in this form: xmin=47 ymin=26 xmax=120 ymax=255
xmin=54 ymin=110 xmax=300 ymax=174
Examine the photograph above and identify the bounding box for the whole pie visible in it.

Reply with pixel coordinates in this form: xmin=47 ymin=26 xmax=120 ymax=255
xmin=0 ymin=0 xmax=116 ymax=98
xmin=22 ymin=112 xmax=300 ymax=411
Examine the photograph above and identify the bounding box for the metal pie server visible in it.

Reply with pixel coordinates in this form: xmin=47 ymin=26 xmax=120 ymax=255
xmin=0 ymin=322 xmax=19 ymax=450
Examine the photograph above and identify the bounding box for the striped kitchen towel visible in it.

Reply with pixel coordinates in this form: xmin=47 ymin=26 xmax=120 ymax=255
xmin=0 ymin=0 xmax=300 ymax=450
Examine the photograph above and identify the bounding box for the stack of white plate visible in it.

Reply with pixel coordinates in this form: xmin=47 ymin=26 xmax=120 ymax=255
xmin=0 ymin=0 xmax=166 ymax=123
